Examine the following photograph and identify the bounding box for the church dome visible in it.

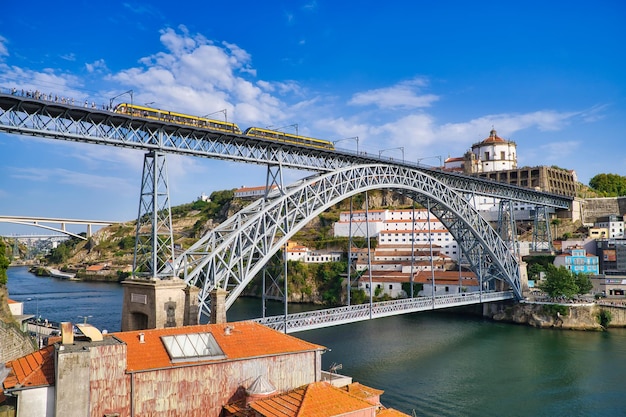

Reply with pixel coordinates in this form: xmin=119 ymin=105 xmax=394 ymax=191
xmin=481 ymin=128 xmax=506 ymax=144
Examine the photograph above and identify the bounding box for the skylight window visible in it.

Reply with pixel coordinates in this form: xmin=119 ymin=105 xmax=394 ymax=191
xmin=161 ymin=333 xmax=226 ymax=363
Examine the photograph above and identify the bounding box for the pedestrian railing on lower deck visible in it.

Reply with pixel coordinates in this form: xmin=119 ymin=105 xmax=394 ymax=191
xmin=253 ymin=291 xmax=515 ymax=333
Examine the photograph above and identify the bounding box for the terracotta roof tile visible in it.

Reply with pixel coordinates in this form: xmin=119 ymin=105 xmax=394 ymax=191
xmin=377 ymin=408 xmax=412 ymax=416
xmin=3 ymin=345 xmax=55 ymax=390
xmin=342 ymin=382 xmax=384 ymax=404
xmin=248 ymin=381 xmax=376 ymax=417
xmin=113 ymin=321 xmax=325 ymax=372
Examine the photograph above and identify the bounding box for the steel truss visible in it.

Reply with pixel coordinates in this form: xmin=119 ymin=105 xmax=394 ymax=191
xmin=175 ymin=164 xmax=524 ymax=320
xmin=0 ymin=93 xmax=572 ymax=208
xmin=133 ymin=151 xmax=175 ymax=278
xmin=255 ymin=291 xmax=515 ymax=333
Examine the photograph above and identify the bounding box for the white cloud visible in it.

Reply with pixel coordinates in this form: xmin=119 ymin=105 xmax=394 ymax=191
xmin=0 ymin=65 xmax=84 ymax=99
xmin=60 ymin=53 xmax=76 ymax=62
xmin=349 ymin=77 xmax=439 ymax=109
xmin=110 ymin=27 xmax=292 ymax=125
xmin=85 ymin=59 xmax=108 ymax=73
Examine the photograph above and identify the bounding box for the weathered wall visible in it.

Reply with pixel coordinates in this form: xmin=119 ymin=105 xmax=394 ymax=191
xmin=582 ymin=197 xmax=626 ymax=224
xmin=0 ymin=287 xmax=35 ymax=363
xmin=130 ymin=351 xmax=319 ymax=417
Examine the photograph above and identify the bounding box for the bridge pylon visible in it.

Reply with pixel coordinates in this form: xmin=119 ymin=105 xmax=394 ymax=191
xmin=532 ymin=206 xmax=553 ymax=253
xmin=132 ymin=150 xmax=175 ymax=279
xmin=122 ymin=150 xmax=199 ymax=331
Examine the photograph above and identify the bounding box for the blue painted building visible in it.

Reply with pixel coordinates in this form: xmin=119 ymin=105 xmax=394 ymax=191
xmin=554 ymin=246 xmax=599 ymax=275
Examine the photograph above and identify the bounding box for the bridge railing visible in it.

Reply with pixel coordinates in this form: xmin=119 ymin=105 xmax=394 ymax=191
xmin=253 ymin=291 xmax=515 ymax=333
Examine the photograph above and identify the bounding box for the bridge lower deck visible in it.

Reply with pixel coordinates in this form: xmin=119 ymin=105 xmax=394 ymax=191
xmin=253 ymin=291 xmax=514 ymax=333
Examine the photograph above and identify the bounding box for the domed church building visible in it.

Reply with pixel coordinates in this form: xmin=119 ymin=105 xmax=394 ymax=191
xmin=469 ymin=128 xmax=517 ymax=173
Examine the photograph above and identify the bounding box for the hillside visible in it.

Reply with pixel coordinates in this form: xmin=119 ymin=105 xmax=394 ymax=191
xmin=44 ymin=189 xmax=412 ymax=281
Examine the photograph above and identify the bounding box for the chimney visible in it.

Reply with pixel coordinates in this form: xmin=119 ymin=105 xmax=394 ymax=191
xmin=60 ymin=322 xmax=74 ymax=345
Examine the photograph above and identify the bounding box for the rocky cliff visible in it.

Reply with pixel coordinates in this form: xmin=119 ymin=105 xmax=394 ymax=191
xmin=487 ymin=301 xmax=626 ymax=330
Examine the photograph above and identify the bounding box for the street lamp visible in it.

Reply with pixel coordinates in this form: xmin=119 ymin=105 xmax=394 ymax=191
xmin=109 ymin=89 xmax=134 ymax=110
xmin=78 ymin=315 xmax=93 ymax=324
xmin=417 ymin=155 xmax=443 ymax=168
xmin=202 ymin=109 xmax=227 ymax=123
xmin=379 ymin=146 xmax=404 ymax=162
xmin=332 ymin=136 xmax=359 ymax=154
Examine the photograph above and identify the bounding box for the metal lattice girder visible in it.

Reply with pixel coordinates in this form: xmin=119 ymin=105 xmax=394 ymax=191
xmin=175 ymin=164 xmax=524 ymax=319
xmin=255 ymin=291 xmax=515 ymax=333
xmin=532 ymin=205 xmax=554 ymax=252
xmin=133 ymin=151 xmax=174 ymax=278
xmin=0 ymin=93 xmax=572 ymax=208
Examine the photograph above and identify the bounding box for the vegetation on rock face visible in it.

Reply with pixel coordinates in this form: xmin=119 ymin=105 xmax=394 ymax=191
xmin=542 ymin=304 xmax=569 ymax=317
xmin=0 ymin=239 xmax=9 ymax=285
xmin=596 ymin=309 xmax=612 ymax=328
xmin=588 ymin=173 xmax=626 ymax=196
xmin=46 ymin=235 xmax=84 ymax=265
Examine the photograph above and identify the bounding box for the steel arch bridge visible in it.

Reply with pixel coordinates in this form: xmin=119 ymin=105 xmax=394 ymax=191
xmin=176 ymin=163 xmax=521 ymax=319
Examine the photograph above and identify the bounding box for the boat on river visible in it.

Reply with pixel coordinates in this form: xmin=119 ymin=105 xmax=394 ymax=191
xmin=47 ymin=268 xmax=76 ymax=280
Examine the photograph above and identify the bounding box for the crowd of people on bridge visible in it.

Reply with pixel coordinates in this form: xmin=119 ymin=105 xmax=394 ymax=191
xmin=6 ymin=86 xmax=114 ymax=111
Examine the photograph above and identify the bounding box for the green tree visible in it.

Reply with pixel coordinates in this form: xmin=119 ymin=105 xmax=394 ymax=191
xmin=589 ymin=173 xmax=626 ymax=196
xmin=315 ymin=261 xmax=346 ymax=305
xmin=574 ymin=272 xmax=593 ymax=295
xmin=0 ymin=239 xmax=9 ymax=285
xmin=539 ymin=264 xmax=579 ymax=298
xmin=527 ymin=263 xmax=546 ymax=281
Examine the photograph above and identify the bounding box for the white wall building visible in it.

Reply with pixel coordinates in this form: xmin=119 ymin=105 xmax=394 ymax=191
xmin=595 ymin=215 xmax=625 ymax=238
xmin=334 ymin=208 xmax=461 ymax=261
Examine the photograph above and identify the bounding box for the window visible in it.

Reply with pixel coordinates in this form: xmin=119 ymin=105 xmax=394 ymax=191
xmin=161 ymin=333 xmax=226 ymax=363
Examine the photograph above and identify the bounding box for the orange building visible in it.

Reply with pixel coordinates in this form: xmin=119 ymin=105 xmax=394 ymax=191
xmin=2 ymin=321 xmax=410 ymax=417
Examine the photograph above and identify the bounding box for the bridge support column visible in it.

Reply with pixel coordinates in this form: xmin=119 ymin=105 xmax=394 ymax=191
xmin=121 ymin=278 xmax=197 ymax=331
xmin=210 ymin=288 xmax=227 ymax=324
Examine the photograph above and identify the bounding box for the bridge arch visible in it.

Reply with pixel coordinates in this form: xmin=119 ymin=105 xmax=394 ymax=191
xmin=176 ymin=164 xmax=521 ymax=318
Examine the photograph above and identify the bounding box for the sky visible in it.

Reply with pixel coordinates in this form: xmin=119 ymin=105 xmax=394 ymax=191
xmin=0 ymin=0 xmax=624 ymax=236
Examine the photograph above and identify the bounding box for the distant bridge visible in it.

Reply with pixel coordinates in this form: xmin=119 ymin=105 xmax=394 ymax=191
xmin=0 ymin=215 xmax=119 ymax=240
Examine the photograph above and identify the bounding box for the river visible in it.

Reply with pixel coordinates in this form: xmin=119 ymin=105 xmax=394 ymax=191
xmin=7 ymin=266 xmax=626 ymax=416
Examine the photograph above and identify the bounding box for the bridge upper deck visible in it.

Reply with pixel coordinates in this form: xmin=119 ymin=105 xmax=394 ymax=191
xmin=0 ymin=92 xmax=572 ymax=209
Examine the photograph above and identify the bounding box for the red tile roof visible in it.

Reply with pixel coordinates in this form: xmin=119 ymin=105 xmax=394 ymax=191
xmin=414 ymin=270 xmax=478 ymax=286
xmin=342 ymin=382 xmax=384 ymax=405
xmin=86 ymin=264 xmax=105 ymax=271
xmin=480 ymin=128 xmax=509 ymax=144
xmin=378 ymin=408 xmax=411 ymax=416
xmin=113 ymin=321 xmax=325 ymax=371
xmin=3 ymin=345 xmax=55 ymax=390
xmin=249 ymin=381 xmax=376 ymax=417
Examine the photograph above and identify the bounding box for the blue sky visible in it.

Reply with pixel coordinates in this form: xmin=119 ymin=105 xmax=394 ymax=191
xmin=0 ymin=0 xmax=624 ymax=235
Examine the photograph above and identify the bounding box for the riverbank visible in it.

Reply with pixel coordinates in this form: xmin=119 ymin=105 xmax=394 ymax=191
xmin=487 ymin=300 xmax=626 ymax=330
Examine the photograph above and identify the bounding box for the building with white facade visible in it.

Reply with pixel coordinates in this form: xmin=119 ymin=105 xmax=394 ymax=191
xmin=594 ymin=215 xmax=625 ymax=239
xmin=444 ymin=128 xmax=517 ymax=174
xmin=415 ymin=270 xmax=480 ymax=297
xmin=234 ymin=185 xmax=278 ymax=199
xmin=334 ymin=209 xmax=460 ymax=261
